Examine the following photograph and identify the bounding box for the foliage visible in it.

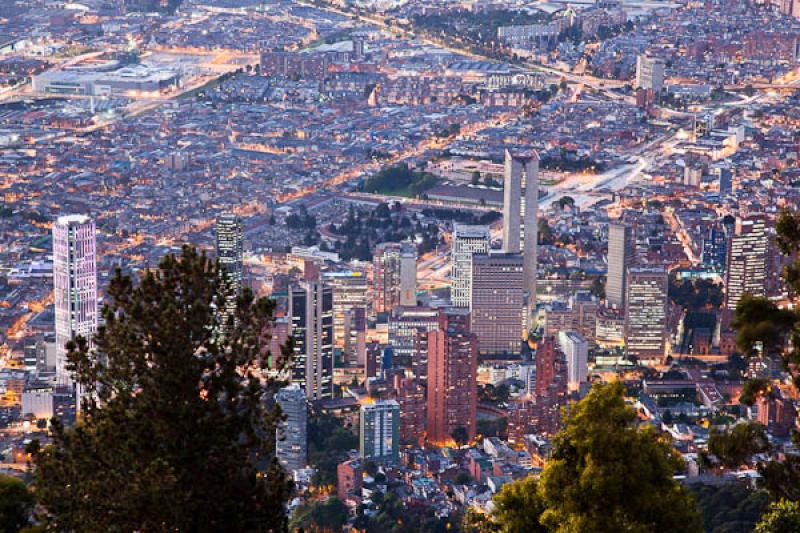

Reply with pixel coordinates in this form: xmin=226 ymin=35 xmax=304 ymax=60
xmin=451 ymin=426 xmax=469 ymax=446
xmin=758 ymin=455 xmax=800 ymax=502
xmin=557 ymin=196 xmax=575 ymax=210
xmin=328 ymin=203 xmax=438 ymax=261
xmin=362 ymin=163 xmax=439 ymax=197
xmin=0 ymin=475 xmax=34 ymax=533
xmin=669 ymin=276 xmax=724 ymax=310
xmin=538 ymin=381 xmax=702 ymax=532
xmin=29 ymin=247 xmax=291 ymax=532
xmin=492 ymin=476 xmax=547 ymax=533
xmin=590 ymin=277 xmax=605 ymax=299
xmin=289 ymin=496 xmax=349 ymax=532
xmin=307 ymin=412 xmax=358 ymax=487
xmin=286 ymin=206 xmax=317 ymax=229
xmin=755 ymin=499 xmax=800 ymax=533
xmin=421 ymin=208 xmax=501 ymax=226
xmin=354 ymin=491 xmax=456 ymax=532
xmin=708 ymin=422 xmax=770 ymax=468
xmin=690 ymin=483 xmax=769 ymax=533
xmin=732 ymin=294 xmax=797 ymax=362
xmin=539 ymin=149 xmax=605 ymax=174
xmin=739 ymin=378 xmax=770 ymax=406
xmin=476 ymin=417 xmax=508 ymax=439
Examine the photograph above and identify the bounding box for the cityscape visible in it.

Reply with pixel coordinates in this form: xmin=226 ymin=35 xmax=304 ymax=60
xmin=1 ymin=0 xmax=800 ymax=530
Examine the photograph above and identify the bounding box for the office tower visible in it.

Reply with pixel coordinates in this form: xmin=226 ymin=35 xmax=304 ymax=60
xmin=275 ymin=383 xmax=308 ymax=473
xmin=412 ymin=326 xmax=431 ymax=381
xmin=701 ymin=225 xmax=728 ymax=273
xmin=288 ymin=281 xmax=334 ymax=400
xmin=215 ymin=213 xmax=244 ymax=326
xmin=451 ymin=224 xmax=490 ymax=307
xmin=322 ymin=270 xmax=368 ymax=363
xmin=715 ymin=167 xmax=733 ymax=197
xmin=359 ymin=399 xmax=400 ymax=462
xmin=725 ymin=216 xmax=768 ymax=310
xmin=557 ymin=330 xmax=588 ymax=391
xmin=571 ymin=291 xmax=598 ymax=343
xmin=502 ymin=149 xmax=538 ymax=329
xmin=373 ymin=241 xmax=417 ymax=314
xmin=53 ymin=214 xmax=98 ymax=386
xmin=543 ymin=301 xmax=573 ymax=337
xmin=394 ymin=376 xmax=426 ymax=446
xmin=624 ymin=267 xmax=668 ymax=362
xmin=365 ymin=341 xmax=381 ymax=380
xmin=471 ymin=252 xmax=525 ymax=355
xmin=388 ymin=306 xmax=439 ymax=366
xmin=606 ymin=223 xmax=634 ymax=309
xmin=635 ymin=55 xmax=665 ymax=93
xmin=426 ymin=308 xmax=478 ymax=444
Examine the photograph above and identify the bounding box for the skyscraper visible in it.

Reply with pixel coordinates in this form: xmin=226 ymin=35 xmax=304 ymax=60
xmin=359 ymin=399 xmax=400 ymax=462
xmin=215 ymin=213 xmax=244 ymax=325
xmin=725 ymin=216 xmax=768 ymax=310
xmin=276 ymin=383 xmax=307 ymax=473
xmin=502 ymin=149 xmax=538 ymax=329
xmin=451 ymin=224 xmax=490 ymax=307
xmin=635 ymin=55 xmax=665 ymax=93
xmin=701 ymin=225 xmax=728 ymax=273
xmin=388 ymin=306 xmax=439 ymax=366
xmin=624 ymin=267 xmax=668 ymax=362
xmin=373 ymin=241 xmax=417 ymax=314
xmin=288 ymin=281 xmax=334 ymax=400
xmin=471 ymin=252 xmax=525 ymax=355
xmin=557 ymin=330 xmax=588 ymax=391
xmin=426 ymin=308 xmax=477 ymax=444
xmin=53 ymin=215 xmax=97 ymax=386
xmin=322 ymin=270 xmax=368 ymax=364
xmin=533 ymin=337 xmax=568 ymax=435
xmin=606 ymin=223 xmax=635 ymax=309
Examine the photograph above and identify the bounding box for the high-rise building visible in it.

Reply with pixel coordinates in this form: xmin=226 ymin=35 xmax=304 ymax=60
xmin=288 ymin=281 xmax=334 ymax=400
xmin=606 ymin=223 xmax=635 ymax=309
xmin=322 ymin=270 xmax=368 ymax=363
xmin=394 ymin=376 xmax=426 ymax=445
xmin=624 ymin=267 xmax=668 ymax=362
xmin=635 ymin=55 xmax=665 ymax=93
xmin=701 ymin=225 xmax=728 ymax=273
xmin=557 ymin=331 xmax=588 ymax=391
xmin=275 ymin=383 xmax=308 ymax=473
xmin=714 ymin=167 xmax=733 ymax=197
xmin=360 ymin=399 xmax=400 ymax=462
xmin=388 ymin=306 xmax=439 ymax=367
xmin=471 ymin=252 xmax=525 ymax=355
xmin=451 ymin=224 xmax=490 ymax=307
xmin=53 ymin=215 xmax=98 ymax=386
xmin=373 ymin=241 xmax=417 ymax=314
xmin=725 ymin=216 xmax=768 ymax=310
xmin=426 ymin=308 xmax=478 ymax=444
xmin=533 ymin=337 xmax=568 ymax=435
xmin=216 ymin=213 xmax=244 ymax=326
xmin=502 ymin=150 xmax=538 ymax=329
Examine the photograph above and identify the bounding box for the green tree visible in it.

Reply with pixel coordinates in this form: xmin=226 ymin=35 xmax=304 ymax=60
xmin=492 ymin=476 xmax=547 ymax=533
xmin=0 ymin=475 xmax=34 ymax=532
xmin=691 ymin=482 xmax=769 ymax=533
xmin=471 ymin=171 xmax=481 ymax=185
xmin=290 ymin=496 xmax=349 ymax=532
xmin=29 ymin=247 xmax=292 ymax=532
xmin=756 ymin=499 xmax=800 ymax=533
xmin=758 ymin=455 xmax=800 ymax=502
xmin=451 ymin=426 xmax=469 ymax=446
xmin=538 ymin=381 xmax=702 ymax=532
xmin=708 ymin=422 xmax=770 ymax=468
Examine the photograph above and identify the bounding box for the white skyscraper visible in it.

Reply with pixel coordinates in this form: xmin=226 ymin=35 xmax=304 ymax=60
xmin=451 ymin=224 xmax=490 ymax=307
xmin=624 ymin=267 xmax=668 ymax=362
xmin=725 ymin=216 xmax=768 ymax=310
xmin=53 ymin=215 xmax=98 ymax=386
xmin=502 ymin=149 xmax=539 ymax=330
xmin=276 ymin=383 xmax=308 ymax=473
xmin=606 ymin=223 xmax=635 ymax=309
xmin=360 ymin=399 xmax=400 ymax=463
xmin=558 ymin=330 xmax=588 ymax=391
xmin=636 ymin=55 xmax=665 ymax=93
xmin=288 ymin=281 xmax=334 ymax=400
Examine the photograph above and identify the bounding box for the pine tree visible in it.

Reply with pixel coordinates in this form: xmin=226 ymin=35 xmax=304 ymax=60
xmin=29 ymin=246 xmax=292 ymax=532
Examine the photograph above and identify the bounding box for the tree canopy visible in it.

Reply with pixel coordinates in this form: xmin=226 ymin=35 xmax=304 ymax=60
xmin=468 ymin=382 xmax=701 ymax=533
xmin=755 ymin=499 xmax=800 ymax=533
xmin=708 ymin=421 xmax=770 ymax=468
xmin=0 ymin=474 xmax=34 ymax=532
xmin=538 ymin=381 xmax=702 ymax=532
xmin=29 ymin=246 xmax=292 ymax=532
